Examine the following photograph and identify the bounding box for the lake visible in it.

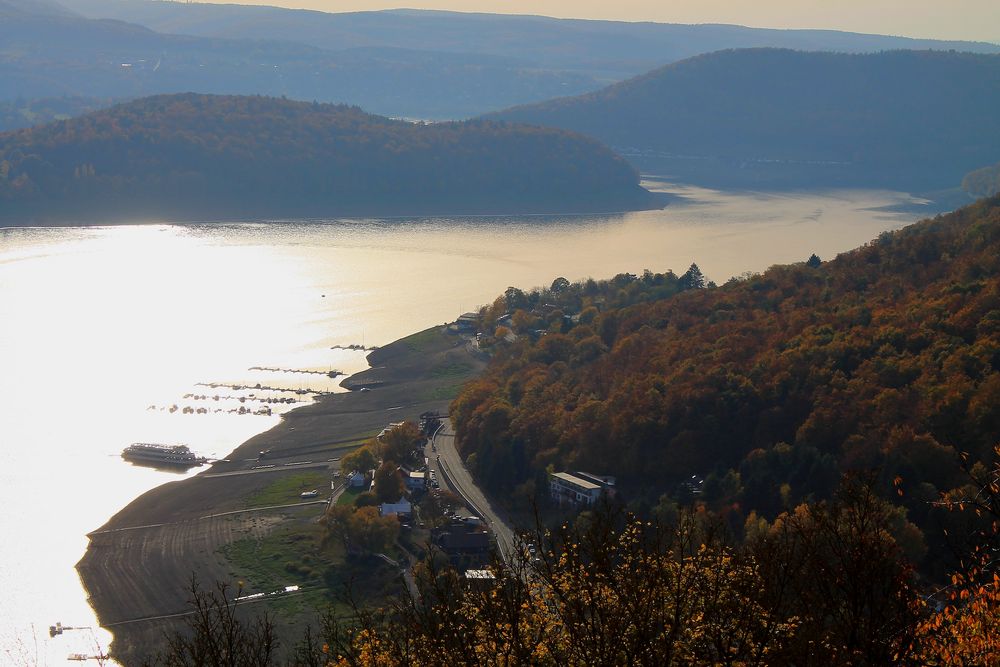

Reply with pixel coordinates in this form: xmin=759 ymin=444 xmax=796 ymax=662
xmin=0 ymin=182 xmax=935 ymax=664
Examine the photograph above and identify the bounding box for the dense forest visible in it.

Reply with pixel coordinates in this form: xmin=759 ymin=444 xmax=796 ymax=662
xmin=0 ymin=94 xmax=655 ymax=223
xmin=487 ymin=49 xmax=1000 ymax=191
xmin=452 ymin=195 xmax=1000 ymax=576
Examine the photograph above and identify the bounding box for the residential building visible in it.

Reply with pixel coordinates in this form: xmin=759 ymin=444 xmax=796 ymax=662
xmin=434 ymin=525 xmax=490 ymax=555
xmin=463 ymin=569 xmax=497 ymax=591
xmin=404 ymin=469 xmax=426 ymax=492
xmin=347 ymin=471 xmax=366 ymax=488
xmin=456 ymin=312 xmax=479 ymax=331
xmin=549 ymin=471 xmax=603 ymax=507
xmin=574 ymin=471 xmax=617 ymax=499
xmin=379 ymin=497 xmax=413 ymax=518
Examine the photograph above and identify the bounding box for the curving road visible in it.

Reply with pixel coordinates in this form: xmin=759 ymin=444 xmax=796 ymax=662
xmin=430 ymin=421 xmax=516 ymax=561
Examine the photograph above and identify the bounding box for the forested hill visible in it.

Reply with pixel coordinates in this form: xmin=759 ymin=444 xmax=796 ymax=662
xmin=486 ymin=49 xmax=1000 ymax=191
xmin=453 ymin=195 xmax=1000 ymax=570
xmin=0 ymin=94 xmax=655 ymax=223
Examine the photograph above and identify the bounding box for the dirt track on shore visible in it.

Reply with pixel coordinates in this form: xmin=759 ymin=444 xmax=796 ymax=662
xmin=77 ymin=326 xmax=485 ymax=664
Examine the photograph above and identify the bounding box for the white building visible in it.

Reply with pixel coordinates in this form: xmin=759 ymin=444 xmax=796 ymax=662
xmin=549 ymin=472 xmax=602 ymax=507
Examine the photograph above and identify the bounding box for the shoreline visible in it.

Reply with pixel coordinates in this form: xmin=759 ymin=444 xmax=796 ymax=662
xmin=0 ymin=191 xmax=670 ymax=230
xmin=76 ymin=324 xmax=487 ymax=664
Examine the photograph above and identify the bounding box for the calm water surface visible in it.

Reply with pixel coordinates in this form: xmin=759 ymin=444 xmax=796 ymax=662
xmin=0 ymin=184 xmax=933 ymax=663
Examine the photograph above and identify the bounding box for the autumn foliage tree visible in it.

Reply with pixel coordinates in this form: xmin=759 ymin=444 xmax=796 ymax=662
xmin=153 ymin=480 xmax=988 ymax=666
xmin=378 ymin=421 xmax=425 ymax=467
xmin=749 ymin=478 xmax=923 ymax=663
xmin=321 ymin=505 xmax=399 ymax=556
xmin=911 ymin=443 xmax=1000 ymax=664
xmin=453 ymin=196 xmax=1000 ymax=575
xmin=372 ymin=462 xmax=405 ymax=504
xmin=340 ymin=444 xmax=377 ymax=477
xmin=321 ymin=483 xmax=923 ymax=666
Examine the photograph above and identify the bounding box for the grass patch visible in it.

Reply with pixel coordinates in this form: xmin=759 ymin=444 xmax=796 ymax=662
xmin=220 ymin=516 xmax=404 ymax=621
xmin=336 ymin=487 xmax=364 ymax=506
xmin=403 ymin=327 xmax=444 ymax=353
xmin=428 ymin=381 xmax=466 ymax=401
xmin=333 ymin=431 xmax=379 ymax=448
xmin=220 ymin=519 xmax=339 ymax=621
xmin=246 ymin=471 xmax=329 ymax=508
xmin=221 ymin=520 xmax=332 ymax=591
xmin=431 ymin=361 xmax=473 ymax=378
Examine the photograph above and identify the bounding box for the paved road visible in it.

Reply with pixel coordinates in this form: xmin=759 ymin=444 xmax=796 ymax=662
xmin=430 ymin=421 xmax=517 ymax=561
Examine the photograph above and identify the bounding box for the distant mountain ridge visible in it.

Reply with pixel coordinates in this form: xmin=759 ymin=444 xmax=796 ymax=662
xmin=58 ymin=1 xmax=1000 ymax=78
xmin=0 ymin=4 xmax=604 ymax=121
xmin=0 ymin=0 xmax=989 ymax=127
xmin=486 ymin=48 xmax=1000 ymax=192
xmin=0 ymin=94 xmax=656 ymax=224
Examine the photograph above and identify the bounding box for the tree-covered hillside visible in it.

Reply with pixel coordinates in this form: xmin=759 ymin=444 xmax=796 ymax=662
xmin=0 ymin=94 xmax=654 ymax=223
xmin=487 ymin=49 xmax=1000 ymax=191
xmin=453 ymin=195 xmax=1000 ymax=573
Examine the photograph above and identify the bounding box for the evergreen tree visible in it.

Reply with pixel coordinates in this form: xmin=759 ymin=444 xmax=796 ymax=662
xmin=679 ymin=262 xmax=706 ymax=289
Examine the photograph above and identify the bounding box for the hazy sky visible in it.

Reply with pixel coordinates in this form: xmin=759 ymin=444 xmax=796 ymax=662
xmin=208 ymin=1 xmax=999 ymax=43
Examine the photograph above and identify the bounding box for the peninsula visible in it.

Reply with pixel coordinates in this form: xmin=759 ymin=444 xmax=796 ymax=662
xmin=0 ymin=93 xmax=659 ymax=225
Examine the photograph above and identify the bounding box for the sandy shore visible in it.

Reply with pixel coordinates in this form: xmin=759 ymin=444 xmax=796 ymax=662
xmin=77 ymin=325 xmax=485 ymax=665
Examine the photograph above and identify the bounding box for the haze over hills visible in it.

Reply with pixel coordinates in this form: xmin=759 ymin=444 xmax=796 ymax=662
xmin=0 ymin=93 xmax=656 ymax=223
xmin=0 ymin=96 xmax=122 ymax=132
xmin=487 ymin=48 xmax=1000 ymax=193
xmin=2 ymin=0 xmax=997 ymax=130
xmin=58 ymin=1 xmax=1000 ymax=79
xmin=0 ymin=1 xmax=601 ymax=122
xmin=0 ymin=0 xmax=76 ymax=16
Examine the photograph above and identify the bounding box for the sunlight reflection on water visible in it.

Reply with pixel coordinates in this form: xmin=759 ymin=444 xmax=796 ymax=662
xmin=0 ymin=184 xmax=931 ymax=663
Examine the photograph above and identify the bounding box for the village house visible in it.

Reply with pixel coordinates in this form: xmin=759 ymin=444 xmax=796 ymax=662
xmin=455 ymin=312 xmax=479 ymax=332
xmin=379 ymin=497 xmax=413 ymax=519
xmin=404 ymin=469 xmax=427 ymax=492
xmin=433 ymin=524 xmax=491 ymax=559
